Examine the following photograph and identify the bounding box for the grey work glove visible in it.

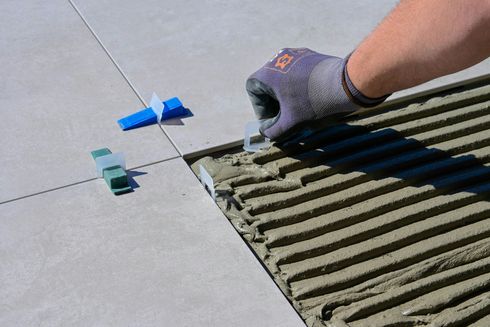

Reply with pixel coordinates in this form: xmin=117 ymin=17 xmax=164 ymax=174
xmin=246 ymin=48 xmax=388 ymax=140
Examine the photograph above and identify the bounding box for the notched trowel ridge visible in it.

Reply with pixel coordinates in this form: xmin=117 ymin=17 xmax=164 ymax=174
xmin=193 ymin=83 xmax=490 ymax=326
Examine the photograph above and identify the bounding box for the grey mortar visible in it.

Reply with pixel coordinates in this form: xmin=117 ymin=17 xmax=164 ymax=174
xmin=192 ymin=84 xmax=490 ymax=327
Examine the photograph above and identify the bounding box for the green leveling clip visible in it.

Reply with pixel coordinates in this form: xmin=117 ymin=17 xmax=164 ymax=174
xmin=91 ymin=148 xmax=132 ymax=195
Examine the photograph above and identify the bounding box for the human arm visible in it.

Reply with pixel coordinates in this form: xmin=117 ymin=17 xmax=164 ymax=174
xmin=246 ymin=0 xmax=490 ymax=141
xmin=348 ymin=0 xmax=490 ymax=98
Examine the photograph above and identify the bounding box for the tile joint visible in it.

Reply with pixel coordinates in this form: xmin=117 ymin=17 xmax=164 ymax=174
xmin=67 ymin=0 xmax=184 ymax=156
xmin=0 ymin=155 xmax=182 ymax=205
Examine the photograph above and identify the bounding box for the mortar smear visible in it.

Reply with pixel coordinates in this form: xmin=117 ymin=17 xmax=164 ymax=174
xmin=193 ymin=83 xmax=490 ymax=327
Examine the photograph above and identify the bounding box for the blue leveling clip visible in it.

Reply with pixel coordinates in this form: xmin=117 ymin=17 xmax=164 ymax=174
xmin=163 ymin=97 xmax=186 ymax=120
xmin=117 ymin=107 xmax=157 ymax=130
xmin=117 ymin=93 xmax=186 ymax=131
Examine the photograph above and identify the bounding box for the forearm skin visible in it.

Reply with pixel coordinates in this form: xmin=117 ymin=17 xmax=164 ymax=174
xmin=347 ymin=0 xmax=490 ymax=98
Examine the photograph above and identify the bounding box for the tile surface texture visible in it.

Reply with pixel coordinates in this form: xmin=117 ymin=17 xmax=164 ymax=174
xmin=0 ymin=158 xmax=305 ymax=327
xmin=72 ymin=0 xmax=489 ymax=156
xmin=195 ymin=82 xmax=490 ymax=326
xmin=3 ymin=1 xmax=489 ymax=327
xmin=0 ymin=0 xmax=178 ymax=203
xmin=71 ymin=0 xmax=393 ymax=155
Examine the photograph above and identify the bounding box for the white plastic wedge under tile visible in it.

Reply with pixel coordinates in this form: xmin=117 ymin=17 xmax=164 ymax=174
xmin=72 ymin=0 xmax=490 ymax=157
xmin=0 ymin=158 xmax=304 ymax=327
xmin=0 ymin=0 xmax=178 ymax=203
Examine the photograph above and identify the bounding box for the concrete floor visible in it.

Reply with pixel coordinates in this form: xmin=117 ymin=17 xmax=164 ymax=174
xmin=1 ymin=0 xmax=489 ymax=326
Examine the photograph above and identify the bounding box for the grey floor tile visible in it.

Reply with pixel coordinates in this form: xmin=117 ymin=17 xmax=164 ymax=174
xmin=0 ymin=157 xmax=304 ymax=327
xmin=0 ymin=0 xmax=178 ymax=203
xmin=72 ymin=0 xmax=489 ymax=156
xmin=71 ymin=0 xmax=399 ymax=155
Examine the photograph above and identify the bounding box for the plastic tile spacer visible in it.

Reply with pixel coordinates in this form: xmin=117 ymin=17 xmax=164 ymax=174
xmin=162 ymin=97 xmax=186 ymax=120
xmin=199 ymin=164 xmax=215 ymax=200
xmin=117 ymin=93 xmax=187 ymax=130
xmin=102 ymin=166 xmax=132 ymax=195
xmin=149 ymin=92 xmax=164 ymax=122
xmin=94 ymin=152 xmax=126 ymax=178
xmin=117 ymin=107 xmax=157 ymax=131
xmin=243 ymin=120 xmax=271 ymax=152
xmin=91 ymin=148 xmax=132 ymax=195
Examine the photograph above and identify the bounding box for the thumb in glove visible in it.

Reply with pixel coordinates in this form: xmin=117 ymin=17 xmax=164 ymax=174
xmin=246 ymin=48 xmax=389 ymax=140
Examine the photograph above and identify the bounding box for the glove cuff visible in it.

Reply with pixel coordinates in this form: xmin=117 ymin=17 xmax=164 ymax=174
xmin=342 ymin=55 xmax=391 ymax=108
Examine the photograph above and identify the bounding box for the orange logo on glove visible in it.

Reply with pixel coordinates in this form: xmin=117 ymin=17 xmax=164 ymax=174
xmin=275 ymin=53 xmax=294 ymax=70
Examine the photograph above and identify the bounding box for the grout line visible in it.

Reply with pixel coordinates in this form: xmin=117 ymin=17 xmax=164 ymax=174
xmin=0 ymin=155 xmax=182 ymax=205
xmin=0 ymin=178 xmax=97 ymax=205
xmin=125 ymin=155 xmax=181 ymax=171
xmin=68 ymin=1 xmax=145 ymax=104
xmin=67 ymin=0 xmax=184 ymax=157
xmin=156 ymin=123 xmax=184 ymax=156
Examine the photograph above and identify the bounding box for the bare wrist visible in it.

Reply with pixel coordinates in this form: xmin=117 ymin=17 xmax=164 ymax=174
xmin=346 ymin=50 xmax=390 ymax=99
xmin=343 ymin=53 xmax=391 ymax=107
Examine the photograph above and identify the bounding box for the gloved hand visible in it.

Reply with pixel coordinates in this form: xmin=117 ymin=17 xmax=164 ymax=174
xmin=246 ymin=48 xmax=388 ymax=140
